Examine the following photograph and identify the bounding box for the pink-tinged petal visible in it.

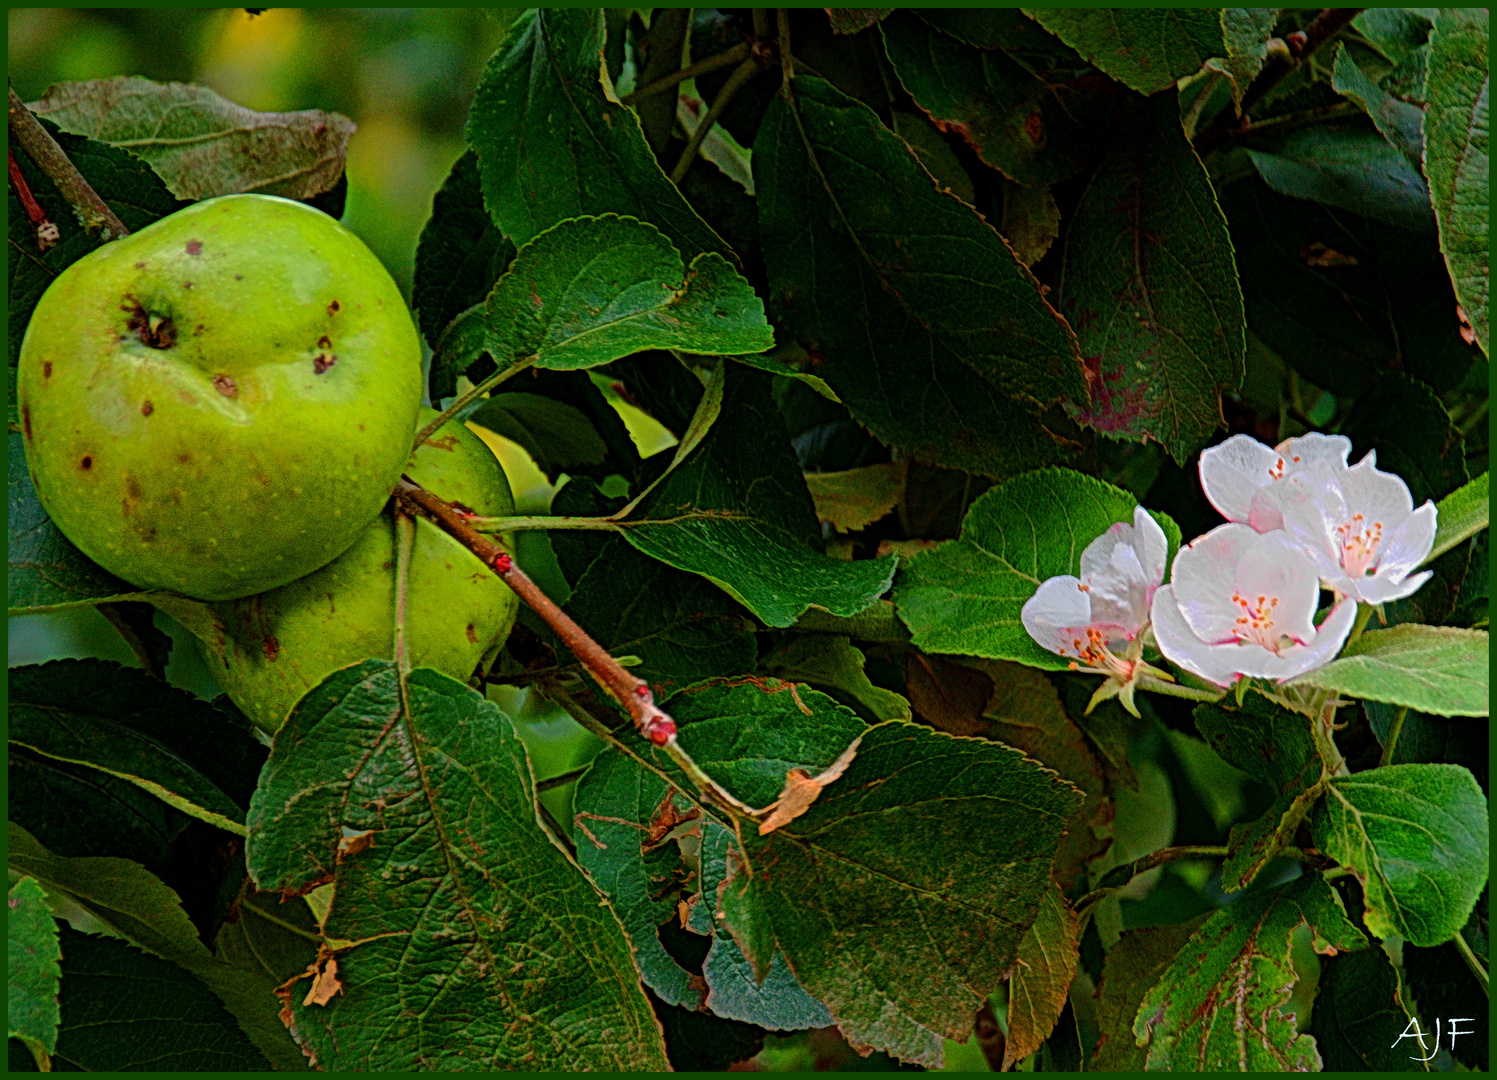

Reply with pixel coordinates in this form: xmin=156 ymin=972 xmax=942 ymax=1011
xmin=1086 ymin=543 xmax=1152 ymax=634
xmin=1338 ymin=456 xmax=1415 ymax=525
xmin=1132 ymin=507 xmax=1170 ymax=588
xmin=1376 ymin=502 xmax=1437 ymax=579
xmin=1233 ymin=532 xmax=1321 ymax=645
xmin=1171 ymin=524 xmax=1264 ymax=642
xmin=1150 ymin=585 xmax=1244 ymax=686
xmin=1246 ymin=488 xmax=1286 ymax=533
xmin=1199 ymin=435 xmax=1283 ymax=522
xmin=1256 ymin=599 xmax=1359 ymax=681
xmin=1273 ymin=467 xmax=1348 ymax=564
xmin=1346 ymin=568 xmax=1434 ymax=605
xmin=1022 ymin=575 xmax=1093 ymax=656
xmin=1274 ymin=432 xmax=1353 ymax=474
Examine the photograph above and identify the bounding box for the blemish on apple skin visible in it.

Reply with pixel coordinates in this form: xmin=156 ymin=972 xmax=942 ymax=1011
xmin=183 ymin=281 xmax=194 ymax=290
xmin=213 ymin=374 xmax=239 ymax=398
xmin=262 ymin=635 xmax=280 ymax=662
xmin=140 ymin=401 xmax=154 ymax=416
xmin=194 ymin=325 xmax=205 ymax=336
xmin=79 ymin=455 xmax=93 ymax=471
xmin=328 ymin=299 xmax=341 ymax=315
xmin=42 ymin=361 xmax=52 ymax=379
xmin=234 ymin=274 xmax=243 ymax=281
xmin=466 ymin=623 xmax=478 ymax=644
xmin=314 ymin=354 xmax=335 ymax=374
xmin=134 ymin=262 xmax=146 ymax=269
xmin=177 ymin=452 xmax=192 ymax=464
xmin=21 ymin=406 xmax=32 ymax=441
xmin=318 ymin=335 xmax=331 ymax=349
xmin=186 ymin=240 xmax=202 ymax=256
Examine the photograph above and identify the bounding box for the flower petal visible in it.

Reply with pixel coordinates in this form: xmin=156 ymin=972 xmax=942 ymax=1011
xmin=1256 ymin=599 xmax=1359 ymax=681
xmin=1376 ymin=501 xmax=1437 ymax=580
xmin=1078 ymin=508 xmax=1165 ymax=635
xmin=1150 ymin=585 xmax=1244 ymax=686
xmin=1171 ymin=523 xmax=1264 ymax=642
xmin=1021 ymin=575 xmax=1093 ymax=656
xmin=1199 ymin=435 xmax=1283 ymax=522
xmin=1338 ymin=456 xmax=1416 ymax=529
xmin=1274 ymin=432 xmax=1353 ymax=474
xmin=1274 ymin=467 xmax=1350 ymax=571
xmin=1132 ymin=506 xmax=1170 ymax=587
xmin=1234 ymin=532 xmax=1322 ymax=645
xmin=1346 ymin=568 xmax=1434 ymax=605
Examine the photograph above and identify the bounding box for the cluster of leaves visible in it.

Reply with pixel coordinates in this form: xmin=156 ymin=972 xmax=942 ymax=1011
xmin=8 ymin=7 xmax=1490 ymax=1073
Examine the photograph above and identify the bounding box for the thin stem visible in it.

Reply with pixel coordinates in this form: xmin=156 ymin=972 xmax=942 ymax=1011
xmin=536 ymin=766 xmax=590 ymax=794
xmin=1378 ymin=706 xmax=1408 ymax=768
xmin=1344 ymin=601 xmax=1375 ymax=650
xmin=393 ymin=511 xmax=415 ymax=680
xmin=241 ymin=898 xmax=326 ymax=944
xmin=1224 ymin=101 xmax=1359 ymax=143
xmin=395 ymin=477 xmax=679 ymax=746
xmin=413 ymin=355 xmax=535 ymax=452
xmin=8 ymin=148 xmax=58 ymax=251
xmin=1075 ymin=845 xmax=1230 ymax=916
xmin=670 ymin=56 xmax=760 ymax=184
xmin=1452 ymin=930 xmax=1490 ymax=997
xmin=1137 ymin=675 xmax=1226 ymax=703
xmin=1180 ymin=70 xmax=1223 ymax=138
xmin=8 ymin=87 xmax=128 ymax=240
xmin=751 ymin=8 xmax=771 ymax=38
xmin=470 ymin=515 xmax=627 ymax=534
xmin=619 ymin=42 xmax=749 ymax=105
xmin=777 ymin=9 xmax=794 ymax=86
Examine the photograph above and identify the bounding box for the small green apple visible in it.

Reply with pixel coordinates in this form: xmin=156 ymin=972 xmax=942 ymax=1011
xmin=202 ymin=409 xmax=520 ymax=733
xmin=17 ymin=194 xmax=423 ymax=601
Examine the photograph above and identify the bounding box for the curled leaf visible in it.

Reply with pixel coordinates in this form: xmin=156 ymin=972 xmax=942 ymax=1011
xmin=758 ymin=737 xmax=861 ymax=835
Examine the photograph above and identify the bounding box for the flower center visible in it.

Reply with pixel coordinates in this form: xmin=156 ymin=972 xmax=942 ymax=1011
xmin=1065 ymin=627 xmax=1135 ymax=679
xmin=1231 ymin=591 xmax=1283 ymax=652
xmin=1336 ymin=513 xmax=1383 ymax=576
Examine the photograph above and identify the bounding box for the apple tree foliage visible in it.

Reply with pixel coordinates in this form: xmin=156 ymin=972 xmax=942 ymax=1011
xmin=7 ymin=7 xmax=1490 ymax=1072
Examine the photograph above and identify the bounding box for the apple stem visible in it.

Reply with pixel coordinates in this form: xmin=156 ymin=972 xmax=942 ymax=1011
xmin=394 ymin=476 xmax=680 ymax=749
xmin=8 ymin=149 xmax=59 ymax=252
xmin=393 ymin=511 xmax=416 ymax=680
xmin=8 ymin=88 xmax=130 ymax=241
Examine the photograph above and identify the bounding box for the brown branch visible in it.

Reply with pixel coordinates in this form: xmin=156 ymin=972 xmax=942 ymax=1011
xmin=620 ymin=42 xmax=750 ymax=105
xmin=974 ymin=999 xmax=1006 ymax=1072
xmin=8 ymin=148 xmax=58 ymax=251
xmin=8 ymin=87 xmax=128 ymax=240
xmin=777 ymin=9 xmax=794 ymax=86
xmin=394 ymin=477 xmax=679 ymax=746
xmin=1195 ymin=8 xmax=1365 ymax=150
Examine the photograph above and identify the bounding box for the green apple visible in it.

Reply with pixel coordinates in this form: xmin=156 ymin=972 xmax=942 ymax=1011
xmin=202 ymin=410 xmax=520 ymax=733
xmin=16 ymin=194 xmax=423 ymax=601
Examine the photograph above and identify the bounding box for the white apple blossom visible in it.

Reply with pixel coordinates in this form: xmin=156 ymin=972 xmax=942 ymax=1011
xmin=1263 ymin=455 xmax=1437 ymax=604
xmin=1198 ymin=432 xmax=1353 ymax=532
xmin=1021 ymin=507 xmax=1170 ymax=713
xmin=1150 ymin=523 xmax=1358 ymax=687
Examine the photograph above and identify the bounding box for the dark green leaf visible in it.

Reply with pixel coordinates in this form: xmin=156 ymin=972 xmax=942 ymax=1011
xmin=468 ymin=370 xmax=641 ymax=485
xmin=48 ymin=926 xmax=269 ymax=1071
xmin=826 ymin=9 xmax=890 ymax=35
xmin=1313 ymin=763 xmax=1489 ymax=947
xmin=1310 ymin=939 xmax=1424 ymax=1071
xmin=245 ymin=661 xmax=669 ymax=1070
xmin=721 ymin=721 xmax=1083 ymax=1067
xmin=1402 ymin=892 xmax=1489 ymax=1070
xmin=1003 ymin=882 xmax=1081 ymax=1069
xmin=466 ymin=8 xmax=726 ymax=258
xmin=1345 ymin=373 xmax=1468 ymax=505
xmin=1091 ymin=920 xmax=1199 ymax=1071
xmin=1366 ymin=701 xmax=1488 ymax=792
xmin=758 ymin=634 xmax=911 ymax=722
xmin=916 ymin=9 xmax=1074 ymax=52
xmin=755 ymin=74 xmax=1087 ymax=477
xmin=893 ymin=468 xmax=1180 ymax=667
xmin=651 ymin=989 xmax=766 ymax=1070
xmin=1290 ymin=625 xmax=1489 ymax=717
xmin=1423 ymin=8 xmax=1489 ymax=354
xmin=1022 ymin=9 xmax=1222 ymax=94
xmin=430 ymin=214 xmax=772 ymax=398
xmin=623 ymin=370 xmax=898 ymax=628
xmin=28 ymin=76 xmax=353 ymax=202
xmin=1331 ymin=45 xmax=1426 ymax=168
xmin=7 ymin=878 xmax=61 ymax=1060
xmin=1133 ymin=874 xmax=1366 ymax=1070
xmin=1246 ymin=120 xmax=1436 ymax=233
xmin=1058 ymin=90 xmax=1246 ymax=462
xmin=412 ymin=148 xmax=514 ymax=350
xmin=1211 ymin=9 xmax=1279 ymax=109
xmin=881 ymin=11 xmax=1096 ymax=187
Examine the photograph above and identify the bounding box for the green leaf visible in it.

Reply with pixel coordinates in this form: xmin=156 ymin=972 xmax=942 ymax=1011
xmin=1132 ymin=874 xmax=1366 ymax=1070
xmin=720 ymin=721 xmax=1083 ymax=1067
xmin=1001 ymin=182 xmax=1061 ymax=267
xmin=881 ymin=11 xmax=1095 ymax=187
xmin=573 ymin=680 xmax=859 ymax=1023
xmin=7 ymin=878 xmax=61 ymax=1063
xmin=8 ymin=120 xmax=185 ymax=368
xmin=758 ymin=634 xmax=911 ymax=722
xmin=1331 ymin=45 xmax=1426 ymax=168
xmin=622 ymin=370 xmax=898 ymax=628
xmin=466 ymin=8 xmax=726 ymax=259
xmin=430 ymin=213 xmax=772 ymax=398
xmin=826 ymin=9 xmax=891 ymax=35
xmin=1246 ymin=121 xmax=1436 ymax=234
xmin=245 ymin=661 xmax=670 ymax=1070
xmin=46 ymin=926 xmax=270 ymax=1071
xmin=755 ymin=74 xmax=1087 ymax=478
xmin=1003 ymin=881 xmax=1081 ymax=1070
xmin=1090 ymin=920 xmax=1199 ymax=1072
xmin=28 ymin=76 xmax=353 ymax=201
xmin=1211 ymin=9 xmax=1279 ymax=110
xmin=1058 ymin=90 xmax=1246 ymax=463
xmin=1423 ymin=7 xmax=1489 ymax=354
xmin=9 ymin=661 xmax=250 ymax=834
xmin=1289 ymin=625 xmax=1489 ymax=718
xmin=412 ymin=148 xmax=514 ymax=350
xmin=1313 ymin=763 xmax=1489 ymax=947
xmin=804 ymin=461 xmax=906 ymax=534
xmin=1310 ymin=944 xmax=1423 ymax=1071
xmin=468 ymin=370 xmax=641 ymax=485
xmin=1402 ymin=894 xmax=1489 ymax=1070
xmin=1022 ymin=9 xmax=1222 ymax=94
xmin=893 ymin=467 xmax=1180 ymax=668
xmin=1342 ymin=373 xmax=1472 ymax=509
xmin=1428 ymin=471 xmax=1490 ymax=564
xmin=7 ymin=823 xmax=308 ymax=1071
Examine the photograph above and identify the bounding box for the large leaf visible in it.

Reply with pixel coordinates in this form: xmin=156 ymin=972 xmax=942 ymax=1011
xmin=1331 ymin=45 xmax=1426 ymax=168
xmin=1058 ymin=90 xmax=1246 ymax=463
xmin=757 ymin=634 xmax=911 ymax=723
xmin=572 ymin=680 xmax=857 ymax=1025
xmin=467 ymin=368 xmax=642 ymax=485
xmin=1288 ymin=625 xmax=1488 ymax=717
xmin=1342 ymin=372 xmax=1468 ymax=505
xmin=1211 ymin=9 xmax=1279 ymax=109
xmin=7 ymin=878 xmax=61 ymax=1066
xmin=244 ymin=661 xmax=669 ymax=1070
xmin=27 ymin=76 xmax=353 ymax=201
xmin=893 ymin=468 xmax=1180 ymax=667
xmin=621 ymin=370 xmax=898 ymax=628
xmin=1313 ymin=763 xmax=1489 ymax=947
xmin=881 ymin=11 xmax=1096 ymax=187
xmin=1310 ymin=935 xmax=1424 ymax=1070
xmin=1427 ymin=471 xmax=1490 ymax=564
xmin=1003 ymin=881 xmax=1081 ymax=1070
xmin=720 ymin=721 xmax=1083 ymax=1067
xmin=1132 ymin=874 xmax=1366 ymax=1070
xmin=755 ymin=74 xmax=1087 ymax=478
xmin=1022 ymin=9 xmax=1222 ymax=94
xmin=466 ymin=7 xmax=725 ymax=258
xmin=1090 ymin=920 xmax=1199 ymax=1071
xmin=1423 ymin=8 xmax=1489 ymax=354
xmin=429 ymin=213 xmax=772 ymax=398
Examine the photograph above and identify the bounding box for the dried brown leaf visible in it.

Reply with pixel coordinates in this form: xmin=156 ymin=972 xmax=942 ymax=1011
xmin=757 ymin=737 xmax=860 ymax=834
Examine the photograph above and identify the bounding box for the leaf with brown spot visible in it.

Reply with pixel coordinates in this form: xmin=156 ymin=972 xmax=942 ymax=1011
xmin=804 ymin=460 xmax=907 ymax=533
xmin=904 ymin=651 xmax=993 ymax=737
xmin=302 ymin=949 xmax=343 ymax=1007
xmin=757 ymin=737 xmax=861 ymax=835
xmin=1003 ymin=880 xmax=1081 ymax=1069
xmin=1091 ymin=919 xmax=1202 ymax=1072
